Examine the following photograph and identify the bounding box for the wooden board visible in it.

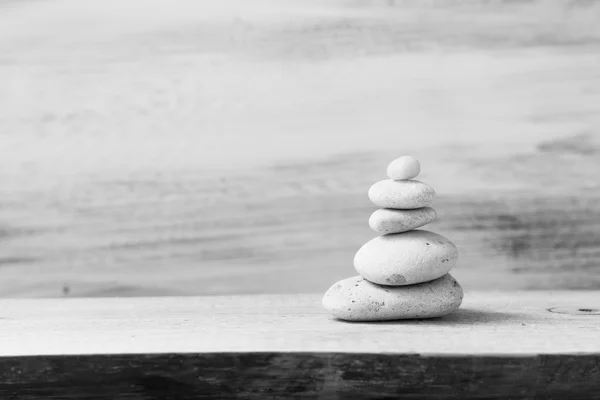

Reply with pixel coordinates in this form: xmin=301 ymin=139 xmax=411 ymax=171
xmin=0 ymin=292 xmax=599 ymax=398
xmin=1 ymin=1 xmax=600 ymax=297
xmin=1 ymin=291 xmax=599 ymax=355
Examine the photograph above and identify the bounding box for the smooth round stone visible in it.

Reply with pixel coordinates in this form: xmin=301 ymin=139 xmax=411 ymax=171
xmin=354 ymin=230 xmax=458 ymax=286
xmin=387 ymin=156 xmax=420 ymax=180
xmin=369 ymin=207 xmax=436 ymax=234
xmin=322 ymin=273 xmax=463 ymax=321
xmin=368 ymin=179 xmax=435 ymax=209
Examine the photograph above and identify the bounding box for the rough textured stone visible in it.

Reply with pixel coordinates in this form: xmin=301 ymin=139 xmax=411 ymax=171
xmin=322 ymin=274 xmax=463 ymax=321
xmin=368 ymin=179 xmax=435 ymax=209
xmin=369 ymin=207 xmax=436 ymax=234
xmin=354 ymin=230 xmax=458 ymax=286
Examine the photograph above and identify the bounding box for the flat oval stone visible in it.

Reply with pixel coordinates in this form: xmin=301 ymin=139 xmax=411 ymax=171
xmin=387 ymin=156 xmax=420 ymax=180
xmin=369 ymin=207 xmax=436 ymax=234
xmin=322 ymin=274 xmax=463 ymax=321
xmin=354 ymin=230 xmax=458 ymax=285
xmin=368 ymin=180 xmax=435 ymax=209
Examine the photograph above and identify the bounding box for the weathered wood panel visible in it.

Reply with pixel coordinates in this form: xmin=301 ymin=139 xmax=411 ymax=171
xmin=0 ymin=0 xmax=599 ymax=296
xmin=0 ymin=292 xmax=599 ymax=356
xmin=1 ymin=353 xmax=600 ymax=399
xmin=0 ymin=292 xmax=599 ymax=399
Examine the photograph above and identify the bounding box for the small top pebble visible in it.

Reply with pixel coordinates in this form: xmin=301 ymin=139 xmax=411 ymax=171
xmin=387 ymin=156 xmax=420 ymax=180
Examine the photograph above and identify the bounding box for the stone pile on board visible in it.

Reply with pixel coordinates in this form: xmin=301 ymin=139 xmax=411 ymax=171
xmin=323 ymin=156 xmax=463 ymax=321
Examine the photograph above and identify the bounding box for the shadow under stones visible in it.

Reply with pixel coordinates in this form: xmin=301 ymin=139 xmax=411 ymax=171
xmin=334 ymin=308 xmax=519 ymax=326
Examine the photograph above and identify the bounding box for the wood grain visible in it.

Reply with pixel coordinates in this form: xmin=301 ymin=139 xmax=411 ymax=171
xmin=0 ymin=292 xmax=599 ymax=356
xmin=0 ymin=0 xmax=599 ymax=296
xmin=0 ymin=292 xmax=599 ymax=399
xmin=1 ymin=353 xmax=599 ymax=399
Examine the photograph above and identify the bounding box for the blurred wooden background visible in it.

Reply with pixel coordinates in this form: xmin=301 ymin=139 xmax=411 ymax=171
xmin=0 ymin=0 xmax=599 ymax=297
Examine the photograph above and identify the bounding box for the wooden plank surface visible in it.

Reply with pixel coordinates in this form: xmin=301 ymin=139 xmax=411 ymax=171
xmin=1 ymin=0 xmax=600 ymax=297
xmin=0 ymin=291 xmax=599 ymax=356
xmin=1 ymin=292 xmax=600 ymax=399
xmin=1 ymin=353 xmax=599 ymax=399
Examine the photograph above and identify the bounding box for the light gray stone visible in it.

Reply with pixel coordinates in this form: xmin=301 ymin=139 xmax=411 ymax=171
xmin=369 ymin=207 xmax=436 ymax=234
xmin=322 ymin=273 xmax=463 ymax=321
xmin=354 ymin=230 xmax=458 ymax=286
xmin=368 ymin=179 xmax=435 ymax=209
xmin=387 ymin=155 xmax=420 ymax=180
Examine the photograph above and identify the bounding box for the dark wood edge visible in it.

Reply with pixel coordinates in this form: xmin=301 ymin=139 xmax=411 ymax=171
xmin=1 ymin=352 xmax=599 ymax=399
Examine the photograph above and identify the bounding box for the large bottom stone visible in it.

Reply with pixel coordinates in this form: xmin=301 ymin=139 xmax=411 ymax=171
xmin=322 ymin=273 xmax=463 ymax=321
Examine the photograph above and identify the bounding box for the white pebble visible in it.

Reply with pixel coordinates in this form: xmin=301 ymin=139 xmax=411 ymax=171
xmin=322 ymin=274 xmax=463 ymax=321
xmin=387 ymin=156 xmax=420 ymax=180
xmin=354 ymin=230 xmax=458 ymax=286
xmin=369 ymin=207 xmax=437 ymax=234
xmin=368 ymin=179 xmax=435 ymax=209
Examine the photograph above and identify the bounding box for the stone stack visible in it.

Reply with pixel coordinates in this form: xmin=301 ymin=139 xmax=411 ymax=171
xmin=323 ymin=156 xmax=463 ymax=321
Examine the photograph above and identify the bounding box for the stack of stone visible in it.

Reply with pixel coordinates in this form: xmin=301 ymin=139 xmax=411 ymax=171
xmin=323 ymin=156 xmax=463 ymax=321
